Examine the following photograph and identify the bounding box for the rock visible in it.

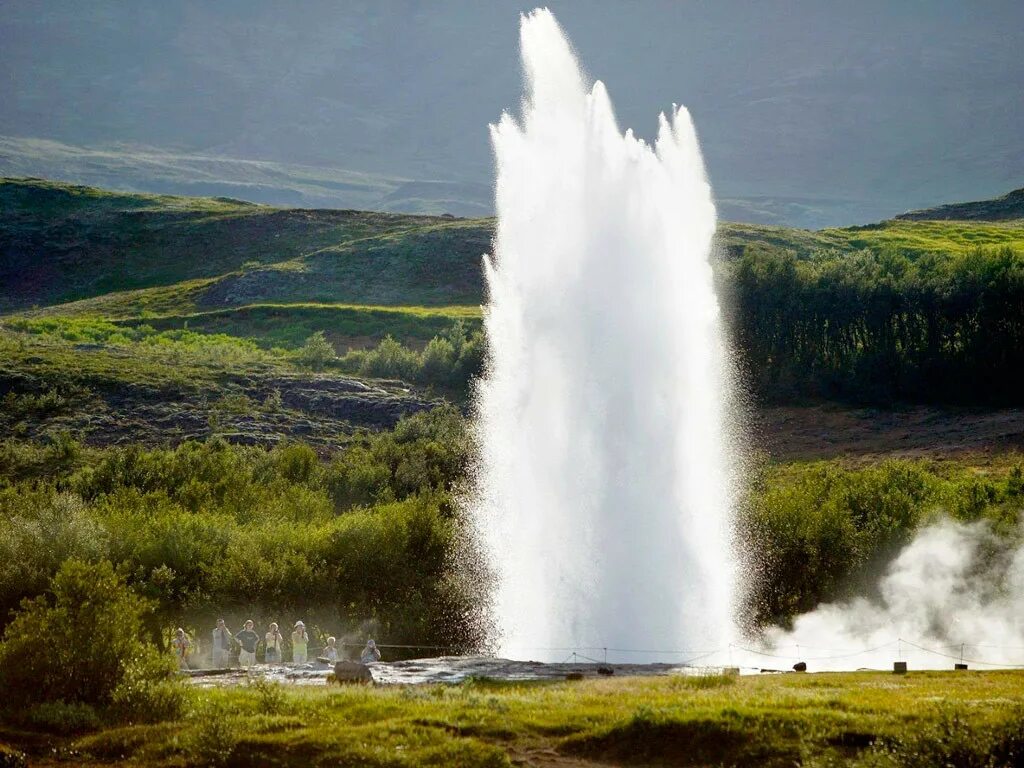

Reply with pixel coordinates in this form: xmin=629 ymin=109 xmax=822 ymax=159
xmin=333 ymin=660 xmax=374 ymax=684
xmin=793 ymin=661 xmax=807 ymax=672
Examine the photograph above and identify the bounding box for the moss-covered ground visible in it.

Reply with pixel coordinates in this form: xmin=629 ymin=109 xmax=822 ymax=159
xmin=1 ymin=670 xmax=1022 ymax=766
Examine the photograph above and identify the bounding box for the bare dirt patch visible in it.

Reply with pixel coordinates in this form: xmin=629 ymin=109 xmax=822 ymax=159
xmin=754 ymin=404 xmax=1024 ymax=463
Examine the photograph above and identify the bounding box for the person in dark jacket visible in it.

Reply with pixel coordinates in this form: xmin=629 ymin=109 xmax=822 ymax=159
xmin=235 ymin=620 xmax=259 ymax=668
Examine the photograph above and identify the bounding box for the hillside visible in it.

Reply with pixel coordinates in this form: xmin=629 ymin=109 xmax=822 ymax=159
xmin=896 ymin=186 xmax=1024 ymax=222
xmin=0 ymin=178 xmax=488 ymax=313
xmin=5 ymin=177 xmax=1024 ymax=319
xmin=3 ymin=177 xmax=1024 ymax=450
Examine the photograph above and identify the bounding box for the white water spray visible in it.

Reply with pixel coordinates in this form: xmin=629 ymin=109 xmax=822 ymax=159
xmin=472 ymin=9 xmax=736 ymax=661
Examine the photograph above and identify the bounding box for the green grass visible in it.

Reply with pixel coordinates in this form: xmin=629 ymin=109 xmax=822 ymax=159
xmin=0 ymin=317 xmax=284 ymax=394
xmin=8 ymin=302 xmax=481 ymax=352
xmin=823 ymin=218 xmax=1024 ymax=255
xmin=118 ymin=303 xmax=482 ymax=350
xmin=4 ymin=671 xmax=1021 ymax=766
xmin=6 ymin=177 xmax=1024 ymax=357
xmin=5 ymin=176 xmax=1024 ymax=408
xmin=718 ymin=218 xmax=1024 ymax=260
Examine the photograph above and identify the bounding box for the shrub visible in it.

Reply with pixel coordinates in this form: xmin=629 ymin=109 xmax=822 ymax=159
xmin=358 ymin=335 xmax=419 ymax=381
xmin=295 ymin=331 xmax=335 ymax=371
xmin=20 ymin=701 xmax=102 ymax=734
xmin=738 ymin=458 xmax=1024 ymax=628
xmin=110 ymin=650 xmax=192 ymax=724
xmin=865 ymin=708 xmax=1024 ymax=767
xmin=419 ymin=336 xmax=456 ymax=386
xmin=187 ymin=702 xmax=239 ymax=767
xmin=0 ymin=489 xmax=109 ymax=625
xmin=0 ymin=560 xmax=182 ymax=716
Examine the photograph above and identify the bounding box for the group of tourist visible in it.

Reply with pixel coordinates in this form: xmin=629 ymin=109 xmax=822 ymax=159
xmin=170 ymin=619 xmax=383 ymax=670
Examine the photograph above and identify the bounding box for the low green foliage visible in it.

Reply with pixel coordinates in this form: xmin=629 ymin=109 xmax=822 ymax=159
xmin=336 ymin=321 xmax=486 ymax=395
xmin=19 ymin=701 xmax=102 ymax=735
xmin=0 ymin=407 xmax=484 ymax=652
xmin=862 ymin=707 xmax=1024 ymax=767
xmin=739 ymin=458 xmax=1024 ymax=627
xmin=0 ymin=560 xmax=185 ymax=719
xmin=295 ymin=330 xmax=335 ymax=370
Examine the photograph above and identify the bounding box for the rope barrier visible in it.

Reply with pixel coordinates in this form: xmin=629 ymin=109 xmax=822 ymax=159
xmin=899 ymin=638 xmax=1024 ymax=669
xmin=732 ymin=640 xmax=899 ymax=662
xmin=185 ymin=627 xmax=1024 ymax=669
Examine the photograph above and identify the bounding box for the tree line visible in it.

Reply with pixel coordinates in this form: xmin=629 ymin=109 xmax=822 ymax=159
xmin=726 ymin=245 xmax=1024 ymax=404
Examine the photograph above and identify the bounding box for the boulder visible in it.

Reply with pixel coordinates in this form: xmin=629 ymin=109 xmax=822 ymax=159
xmin=333 ymin=660 xmax=374 ymax=684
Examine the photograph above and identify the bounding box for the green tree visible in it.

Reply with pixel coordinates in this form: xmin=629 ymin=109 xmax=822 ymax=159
xmin=296 ymin=330 xmax=335 ymax=371
xmin=0 ymin=559 xmax=180 ymax=711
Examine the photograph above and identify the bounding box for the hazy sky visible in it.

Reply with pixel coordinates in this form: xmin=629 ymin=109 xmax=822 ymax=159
xmin=2 ymin=1 xmax=1022 ymax=224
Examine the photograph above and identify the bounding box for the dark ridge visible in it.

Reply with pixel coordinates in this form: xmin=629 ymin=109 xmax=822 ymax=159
xmin=895 ymin=187 xmax=1024 ymax=221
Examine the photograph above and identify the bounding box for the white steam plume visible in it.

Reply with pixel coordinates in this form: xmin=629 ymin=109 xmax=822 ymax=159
xmin=754 ymin=519 xmax=1024 ymax=671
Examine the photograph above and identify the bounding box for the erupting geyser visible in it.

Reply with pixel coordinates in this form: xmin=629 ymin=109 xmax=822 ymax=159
xmin=472 ymin=9 xmax=738 ymax=661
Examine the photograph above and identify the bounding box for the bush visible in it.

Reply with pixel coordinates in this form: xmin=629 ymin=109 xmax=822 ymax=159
xmin=0 ymin=560 xmax=183 ymax=717
xmin=864 ymin=708 xmax=1024 ymax=767
xmin=295 ymin=330 xmax=335 ymax=371
xmin=20 ymin=701 xmax=101 ymax=734
xmin=187 ymin=702 xmax=239 ymax=767
xmin=739 ymin=459 xmax=1024 ymax=628
xmin=419 ymin=336 xmax=457 ymax=385
xmin=358 ymin=335 xmax=420 ymax=381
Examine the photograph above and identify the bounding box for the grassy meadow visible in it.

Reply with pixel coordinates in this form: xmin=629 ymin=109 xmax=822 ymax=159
xmin=3 ymin=671 xmax=1024 ymax=766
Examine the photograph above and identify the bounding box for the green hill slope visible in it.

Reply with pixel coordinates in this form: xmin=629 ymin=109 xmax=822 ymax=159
xmin=2 ymin=177 xmax=1024 ymax=446
xmin=6 ymin=178 xmax=1024 ymax=322
xmin=895 ymin=187 xmax=1024 ymax=221
xmin=0 ymin=177 xmax=483 ymax=313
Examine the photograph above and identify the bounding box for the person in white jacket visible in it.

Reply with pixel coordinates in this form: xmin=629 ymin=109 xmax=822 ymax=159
xmin=291 ymin=621 xmax=309 ymax=664
xmin=360 ymin=638 xmax=381 ymax=664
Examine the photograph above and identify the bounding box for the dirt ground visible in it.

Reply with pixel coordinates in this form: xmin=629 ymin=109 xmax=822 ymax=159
xmin=754 ymin=404 xmax=1024 ymax=463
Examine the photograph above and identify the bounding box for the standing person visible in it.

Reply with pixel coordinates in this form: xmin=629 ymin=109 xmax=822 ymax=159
xmin=172 ymin=627 xmax=191 ymax=670
xmin=360 ymin=638 xmax=381 ymax=664
xmin=211 ymin=619 xmax=232 ymax=668
xmin=323 ymin=636 xmax=338 ymax=663
xmin=265 ymin=622 xmax=284 ymax=664
xmin=235 ymin=620 xmax=259 ymax=668
xmin=291 ymin=621 xmax=308 ymax=664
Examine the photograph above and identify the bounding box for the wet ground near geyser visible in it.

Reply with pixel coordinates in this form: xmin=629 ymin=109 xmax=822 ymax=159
xmin=183 ymin=656 xmax=710 ymax=687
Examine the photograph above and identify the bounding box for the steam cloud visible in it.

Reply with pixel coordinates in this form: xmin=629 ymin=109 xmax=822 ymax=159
xmin=759 ymin=519 xmax=1024 ymax=671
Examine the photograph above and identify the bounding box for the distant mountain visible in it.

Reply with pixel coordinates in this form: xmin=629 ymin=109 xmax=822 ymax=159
xmin=896 ymin=188 xmax=1024 ymax=222
xmin=1 ymin=1 xmax=1022 ymax=228
xmin=0 ymin=136 xmax=492 ymax=217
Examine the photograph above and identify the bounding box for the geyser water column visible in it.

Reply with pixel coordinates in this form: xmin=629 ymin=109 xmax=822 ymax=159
xmin=472 ymin=9 xmax=737 ymax=661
